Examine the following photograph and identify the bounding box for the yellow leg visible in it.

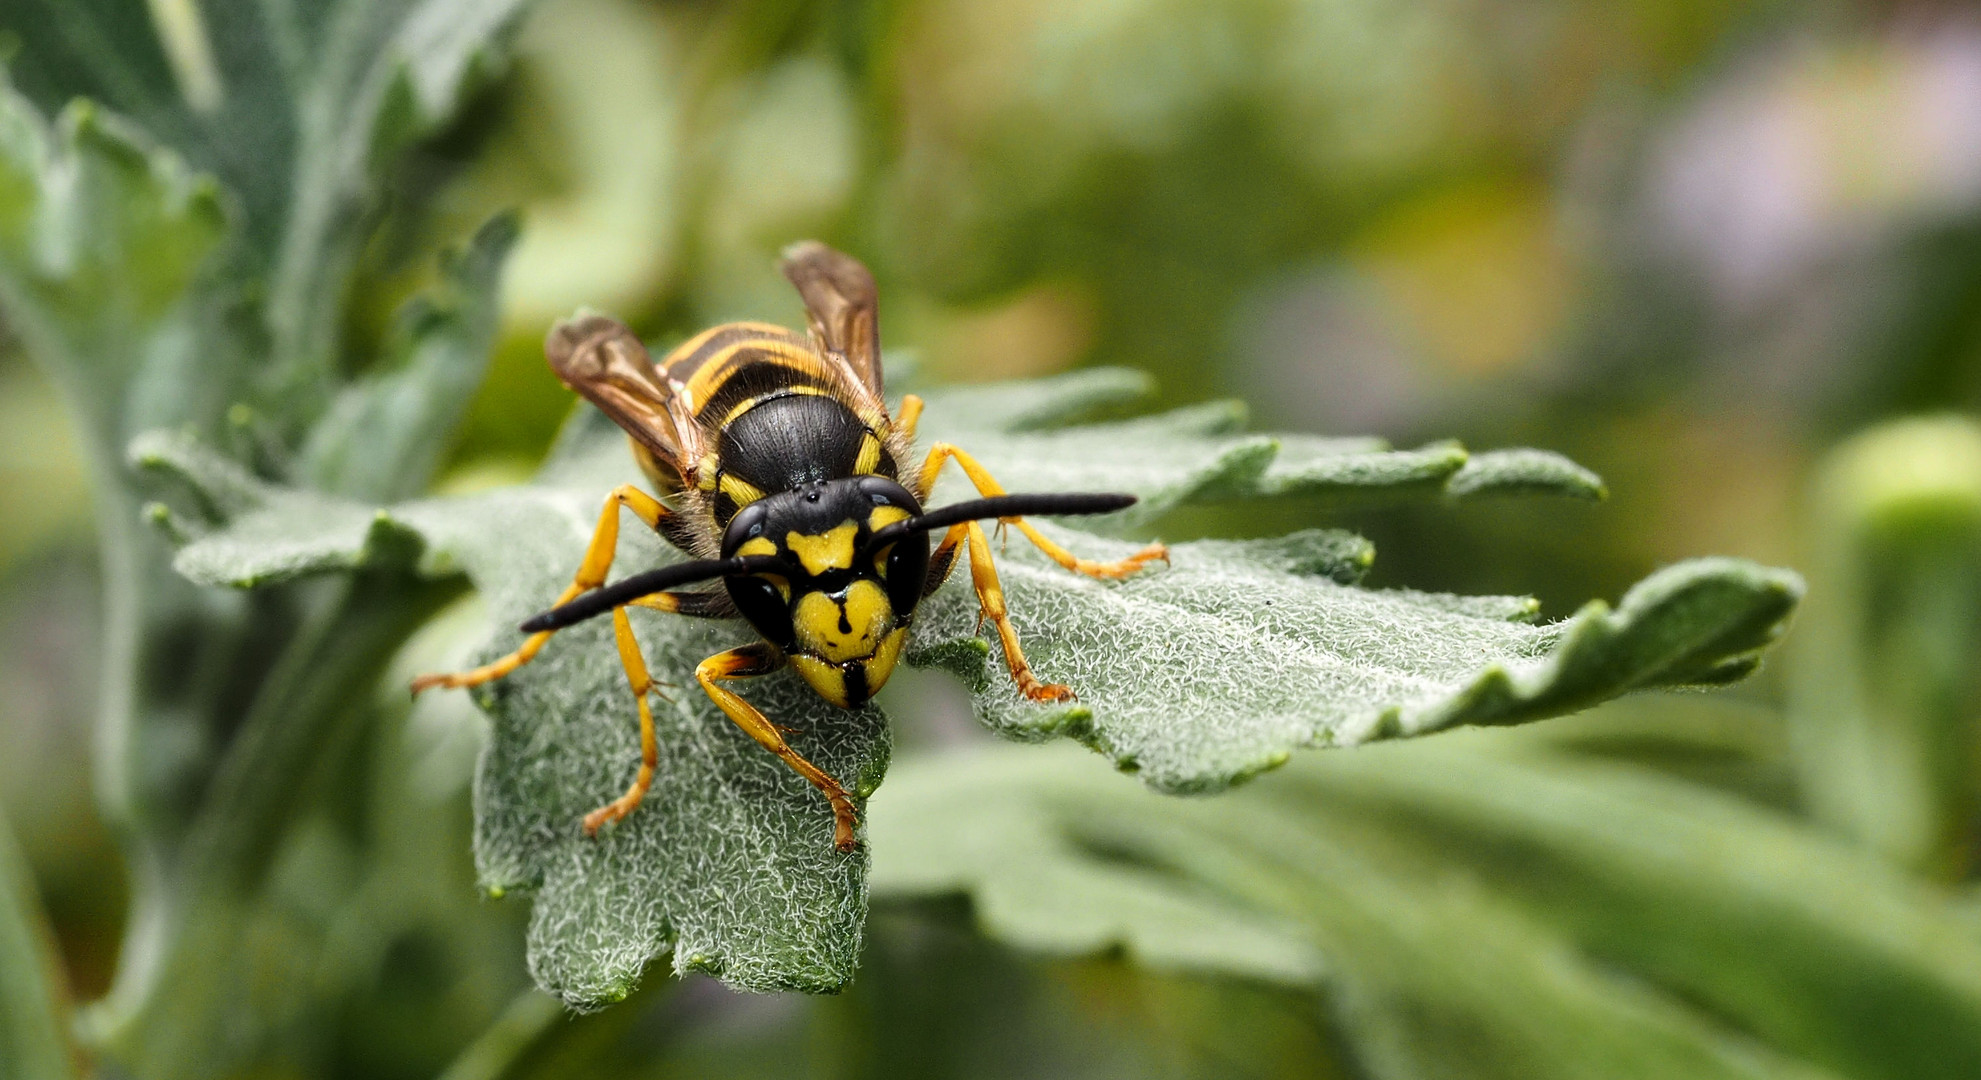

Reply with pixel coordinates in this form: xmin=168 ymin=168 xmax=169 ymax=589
xmin=583 ymin=607 xmax=664 ymax=834
xmin=412 ymin=484 xmax=671 ymax=694
xmin=961 ymin=520 xmax=1074 ymax=704
xmin=896 ymin=393 xmax=925 ymax=442
xmin=698 ymin=644 xmax=861 ymax=852
xmin=914 ymin=443 xmax=1168 ymax=579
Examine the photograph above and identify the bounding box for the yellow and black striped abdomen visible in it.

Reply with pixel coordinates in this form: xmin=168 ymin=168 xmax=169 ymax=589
xmin=661 ymin=323 xmax=901 ymax=525
xmin=661 ymin=321 xmax=812 ymax=391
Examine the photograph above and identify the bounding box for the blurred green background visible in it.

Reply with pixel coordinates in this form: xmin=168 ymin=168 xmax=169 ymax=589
xmin=6 ymin=0 xmax=1981 ymax=1076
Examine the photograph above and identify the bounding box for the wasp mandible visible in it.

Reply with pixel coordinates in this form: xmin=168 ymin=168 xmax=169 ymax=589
xmin=413 ymin=243 xmax=1167 ymax=851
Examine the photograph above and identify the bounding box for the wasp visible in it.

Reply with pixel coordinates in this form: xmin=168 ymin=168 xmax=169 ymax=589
xmin=413 ymin=243 xmax=1167 ymax=851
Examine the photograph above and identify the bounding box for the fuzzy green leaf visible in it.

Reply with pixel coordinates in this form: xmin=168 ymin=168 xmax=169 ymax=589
xmin=908 ymin=530 xmax=1799 ymax=791
xmin=914 ymin=369 xmax=1602 ymax=533
xmin=870 ymin=738 xmax=1981 ymax=1080
xmin=139 ymin=369 xmax=1795 ymax=1005
xmin=132 ymin=428 xmax=426 ymax=588
xmin=1446 ymin=447 xmax=1608 ymax=500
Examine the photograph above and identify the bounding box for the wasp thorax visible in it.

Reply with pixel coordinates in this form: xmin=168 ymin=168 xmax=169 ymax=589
xmin=720 ymin=476 xmax=930 ymax=708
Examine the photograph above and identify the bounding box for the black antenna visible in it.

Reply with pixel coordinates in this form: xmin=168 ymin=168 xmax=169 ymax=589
xmin=864 ymin=492 xmax=1136 ymax=552
xmin=520 ymin=492 xmax=1138 ymax=633
xmin=519 ymin=554 xmax=787 ymax=632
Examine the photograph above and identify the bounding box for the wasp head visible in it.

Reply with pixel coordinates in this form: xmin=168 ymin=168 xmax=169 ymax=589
xmin=720 ymin=476 xmax=930 ymax=707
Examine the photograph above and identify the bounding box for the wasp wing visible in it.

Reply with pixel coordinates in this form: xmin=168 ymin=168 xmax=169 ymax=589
xmin=543 ymin=313 xmax=705 ymax=490
xmin=781 ymin=241 xmax=884 ymax=402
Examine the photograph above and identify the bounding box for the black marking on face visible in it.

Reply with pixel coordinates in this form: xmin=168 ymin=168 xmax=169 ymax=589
xmin=719 ymin=476 xmax=931 ymax=678
xmin=842 ymin=662 xmax=871 ymax=707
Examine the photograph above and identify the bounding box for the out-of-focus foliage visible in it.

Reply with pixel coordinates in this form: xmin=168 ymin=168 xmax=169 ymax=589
xmin=1791 ymin=417 xmax=1981 ymax=880
xmin=871 ymin=737 xmax=1981 ymax=1080
xmin=4 ymin=0 xmax=1981 ymax=1078
xmin=0 ymin=806 xmax=75 ymax=1080
xmin=0 ymin=0 xmax=536 ymax=1073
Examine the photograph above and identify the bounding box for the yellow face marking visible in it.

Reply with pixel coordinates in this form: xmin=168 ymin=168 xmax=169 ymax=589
xmin=698 ymin=454 xmax=721 ymax=490
xmin=719 ymin=473 xmax=766 ymax=508
xmin=854 ymin=432 xmax=882 ymax=475
xmin=734 ymin=538 xmax=791 ymax=597
xmin=861 ymin=627 xmax=908 ymax=696
xmin=868 ymin=505 xmax=911 ymax=530
xmin=789 ymin=654 xmax=849 ymax=708
xmin=785 ymin=521 xmax=859 ymax=576
xmin=793 ymin=580 xmax=894 ymax=662
xmin=867 ymin=506 xmax=911 ymax=575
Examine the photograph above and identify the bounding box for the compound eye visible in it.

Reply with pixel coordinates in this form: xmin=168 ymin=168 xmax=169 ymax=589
xmin=721 ymin=501 xmax=772 ymax=557
xmin=883 ymin=534 xmax=930 ymax=615
xmin=856 ymin=475 xmax=921 ymax=515
xmin=725 ymin=574 xmax=795 ymax=650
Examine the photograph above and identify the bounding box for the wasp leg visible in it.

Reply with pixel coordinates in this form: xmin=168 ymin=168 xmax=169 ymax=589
xmin=913 ymin=443 xmax=1167 ymax=579
xmin=697 ymin=643 xmax=861 ymax=852
xmin=959 ymin=520 xmax=1074 ymax=704
xmin=583 ymin=607 xmax=666 ymax=834
xmin=923 ymin=521 xmax=967 ymax=598
xmin=412 ymin=484 xmax=672 ymax=694
xmin=896 ymin=393 xmax=925 ymax=442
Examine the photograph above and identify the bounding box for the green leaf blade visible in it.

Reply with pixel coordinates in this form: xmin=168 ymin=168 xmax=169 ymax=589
xmin=867 ymin=751 xmax=1327 ymax=990
xmin=1444 ymin=447 xmax=1609 ymax=500
xmin=1302 ymin=738 xmax=1981 ymax=1080
xmin=1256 ymin=438 xmax=1467 ymax=499
xmin=909 ymin=367 xmax=1606 ymax=524
xmin=907 ymin=523 xmax=1802 ymax=793
xmin=873 ymin=739 xmax=1981 ymax=1080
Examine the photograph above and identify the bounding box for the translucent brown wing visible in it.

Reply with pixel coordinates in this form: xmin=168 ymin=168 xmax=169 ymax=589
xmin=543 ymin=313 xmax=706 ymax=490
xmin=780 ymin=241 xmax=885 ymax=405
